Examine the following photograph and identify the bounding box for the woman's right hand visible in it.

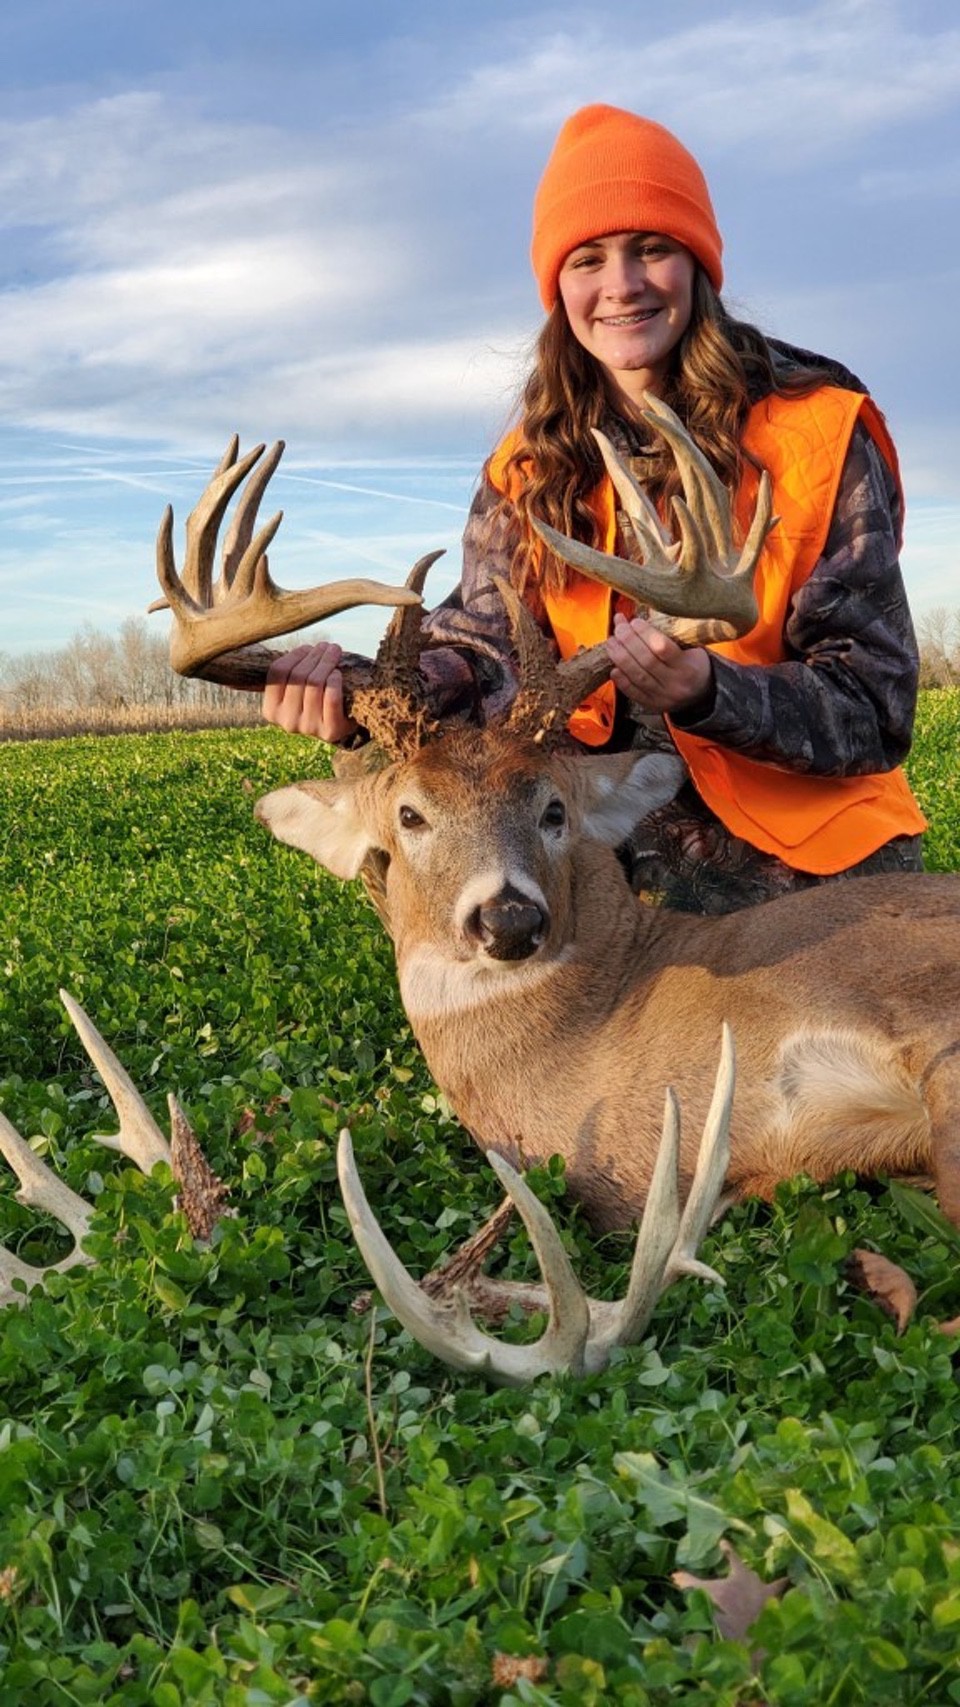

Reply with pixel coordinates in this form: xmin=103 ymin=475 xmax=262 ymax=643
xmin=262 ymin=642 xmax=359 ymax=743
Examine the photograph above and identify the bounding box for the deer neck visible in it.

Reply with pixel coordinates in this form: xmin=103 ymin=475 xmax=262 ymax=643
xmin=393 ymin=845 xmax=663 ymax=1107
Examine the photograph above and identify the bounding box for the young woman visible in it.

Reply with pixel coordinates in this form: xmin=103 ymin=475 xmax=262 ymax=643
xmin=264 ymin=103 xmax=925 ymax=914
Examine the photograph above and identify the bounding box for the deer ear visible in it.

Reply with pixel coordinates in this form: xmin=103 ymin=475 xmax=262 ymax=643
xmin=255 ymin=780 xmax=377 ymax=880
xmin=580 ymin=751 xmax=685 ymax=844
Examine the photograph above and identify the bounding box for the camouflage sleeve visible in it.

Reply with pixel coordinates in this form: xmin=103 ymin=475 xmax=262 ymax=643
xmin=669 ymin=424 xmax=918 ymax=776
xmin=418 ymin=478 xmax=532 ymax=723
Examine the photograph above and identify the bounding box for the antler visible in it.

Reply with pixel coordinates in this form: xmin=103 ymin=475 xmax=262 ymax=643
xmin=494 ymin=575 xmax=613 ymax=746
xmin=346 ymin=549 xmax=451 ymax=758
xmin=152 ymin=437 xmax=424 ymax=687
xmin=0 ymin=991 xmax=228 ymax=1306
xmin=337 ymin=1025 xmax=734 ymax=1385
xmin=531 ymin=392 xmax=774 ymax=645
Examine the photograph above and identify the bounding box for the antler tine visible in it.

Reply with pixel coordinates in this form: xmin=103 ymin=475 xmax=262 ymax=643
xmin=494 ymin=575 xmax=611 ymax=745
xmin=220 ymin=439 xmax=287 ymax=595
xmin=338 ymin=1032 xmax=734 ymax=1384
xmin=592 ymin=427 xmax=679 ymax=562
xmin=153 ymin=438 xmax=269 ymax=614
xmin=639 ymin=393 xmax=730 ymax=562
xmin=0 ymin=1108 xmax=96 ymax=1305
xmin=640 ymin=394 xmax=774 ymax=614
xmin=152 ymin=437 xmax=424 ymax=684
xmin=666 ymin=1021 xmax=734 ymax=1283
xmin=337 ymin=1128 xmax=586 ymax=1384
xmin=59 ymin=989 xmax=172 ymax=1174
xmin=585 ymin=1084 xmax=684 ymax=1361
xmin=1 ymin=990 xmax=170 ymax=1307
xmin=530 ymin=394 xmax=773 ymax=644
xmin=0 ymin=995 xmax=233 ymax=1307
xmin=373 ymin=550 xmax=446 ymax=675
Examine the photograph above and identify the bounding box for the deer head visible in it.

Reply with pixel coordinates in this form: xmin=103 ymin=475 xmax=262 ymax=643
xmin=255 ymin=725 xmax=685 ymax=968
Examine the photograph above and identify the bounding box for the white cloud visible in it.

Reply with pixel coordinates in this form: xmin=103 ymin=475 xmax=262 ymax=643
xmin=0 ymin=0 xmax=957 ymax=651
xmin=423 ymin=0 xmax=960 ymax=161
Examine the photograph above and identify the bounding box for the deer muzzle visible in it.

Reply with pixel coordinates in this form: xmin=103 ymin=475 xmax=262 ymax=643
xmin=464 ymin=884 xmax=549 ymax=962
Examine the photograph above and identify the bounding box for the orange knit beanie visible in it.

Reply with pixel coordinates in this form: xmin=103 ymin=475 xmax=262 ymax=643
xmin=531 ymin=104 xmax=723 ymax=309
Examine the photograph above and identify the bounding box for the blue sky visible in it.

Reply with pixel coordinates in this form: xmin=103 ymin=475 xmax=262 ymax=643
xmin=1 ymin=0 xmax=958 ymax=660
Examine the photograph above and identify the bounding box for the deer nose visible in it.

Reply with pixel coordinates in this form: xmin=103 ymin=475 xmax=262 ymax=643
xmin=466 ymin=885 xmax=548 ymax=961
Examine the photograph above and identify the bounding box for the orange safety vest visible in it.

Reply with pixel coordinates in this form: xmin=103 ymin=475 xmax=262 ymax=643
xmin=487 ymin=387 xmax=926 ymax=874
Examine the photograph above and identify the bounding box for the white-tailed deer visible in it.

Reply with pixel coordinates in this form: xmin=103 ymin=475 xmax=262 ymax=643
xmin=154 ymin=398 xmax=960 ymax=1380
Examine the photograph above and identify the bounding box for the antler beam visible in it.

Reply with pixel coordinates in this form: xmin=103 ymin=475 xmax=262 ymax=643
xmin=337 ymin=1025 xmax=734 ymax=1385
xmin=152 ymin=437 xmax=423 ymax=686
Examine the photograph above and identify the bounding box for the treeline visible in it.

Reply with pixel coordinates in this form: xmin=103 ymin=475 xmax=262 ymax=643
xmin=2 ymin=609 xmax=955 ymax=741
xmin=0 ymin=618 xmax=260 ymax=740
xmin=917 ymin=609 xmax=960 ymax=690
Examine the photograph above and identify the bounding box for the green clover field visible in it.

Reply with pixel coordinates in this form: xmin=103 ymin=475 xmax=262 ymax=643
xmin=2 ymin=693 xmax=960 ymax=1705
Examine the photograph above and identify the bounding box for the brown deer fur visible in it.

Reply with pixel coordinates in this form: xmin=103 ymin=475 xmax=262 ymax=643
xmin=256 ymin=727 xmax=960 ymax=1233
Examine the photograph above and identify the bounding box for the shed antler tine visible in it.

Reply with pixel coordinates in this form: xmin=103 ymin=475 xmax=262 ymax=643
xmin=1 ymin=993 xmax=229 ymax=1308
xmin=599 ymin=1085 xmax=683 ymax=1351
xmin=58 ymin=989 xmax=171 ymax=1174
xmin=337 ymin=1030 xmax=734 ymax=1385
xmin=337 ymin=1127 xmax=590 ymax=1385
xmin=484 ymin=1150 xmax=591 ymax=1370
xmin=336 ymin=1129 xmax=505 ymax=1377
xmin=668 ymin=1022 xmax=735 ymax=1284
xmin=0 ymin=1108 xmax=96 ymax=1306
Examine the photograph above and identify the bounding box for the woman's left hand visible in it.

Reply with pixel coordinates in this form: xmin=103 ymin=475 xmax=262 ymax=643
xmin=606 ymin=612 xmax=714 ymax=714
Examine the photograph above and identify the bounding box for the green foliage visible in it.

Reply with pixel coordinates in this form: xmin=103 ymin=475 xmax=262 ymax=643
xmin=906 ymin=687 xmax=960 ymax=872
xmin=0 ymin=711 xmax=959 ymax=1703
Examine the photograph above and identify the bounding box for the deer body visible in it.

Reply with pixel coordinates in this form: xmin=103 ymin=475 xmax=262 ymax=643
xmin=257 ymin=727 xmax=960 ymax=1233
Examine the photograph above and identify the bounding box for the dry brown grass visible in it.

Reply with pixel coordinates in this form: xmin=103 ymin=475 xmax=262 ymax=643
xmin=0 ymin=700 xmax=263 ymax=743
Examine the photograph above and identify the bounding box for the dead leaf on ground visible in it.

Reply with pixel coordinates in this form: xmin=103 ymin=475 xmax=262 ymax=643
xmin=845 ymin=1248 xmax=918 ymax=1334
xmin=673 ymin=1539 xmax=788 ymax=1644
xmin=490 ymin=1653 xmax=549 ymax=1686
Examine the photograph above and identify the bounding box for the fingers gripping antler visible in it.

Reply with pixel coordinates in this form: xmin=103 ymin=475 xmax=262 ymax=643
xmin=531 ymin=393 xmax=774 ymax=644
xmin=337 ymin=1026 xmax=734 ymax=1385
xmin=153 ymin=437 xmax=423 ymax=685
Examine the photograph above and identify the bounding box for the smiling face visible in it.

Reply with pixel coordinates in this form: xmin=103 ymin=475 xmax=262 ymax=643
xmin=557 ymin=231 xmax=696 ymax=405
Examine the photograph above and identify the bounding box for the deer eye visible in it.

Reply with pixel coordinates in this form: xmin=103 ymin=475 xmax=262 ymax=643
xmin=398 ymin=804 xmax=428 ymax=831
xmin=540 ymin=799 xmax=566 ymax=831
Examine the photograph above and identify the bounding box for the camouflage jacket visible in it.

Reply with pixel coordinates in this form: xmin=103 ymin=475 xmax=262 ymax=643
xmin=420 ymin=344 xmax=920 ymax=782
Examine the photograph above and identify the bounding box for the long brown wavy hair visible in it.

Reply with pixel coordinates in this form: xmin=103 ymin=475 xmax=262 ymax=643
xmin=496 ymin=268 xmax=832 ymax=598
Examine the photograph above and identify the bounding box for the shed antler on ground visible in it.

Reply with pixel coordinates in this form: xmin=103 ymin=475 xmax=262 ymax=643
xmin=338 ymin=1026 xmax=735 ymax=1385
xmin=0 ymin=992 xmax=229 ymax=1305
